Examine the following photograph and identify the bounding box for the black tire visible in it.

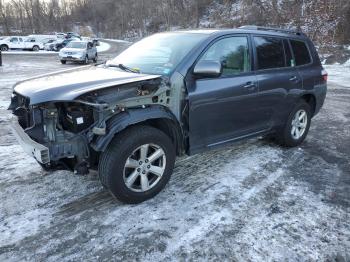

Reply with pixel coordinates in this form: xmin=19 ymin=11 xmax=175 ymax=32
xmin=60 ymin=60 xmax=66 ymax=64
xmin=92 ymin=54 xmax=98 ymax=63
xmin=276 ymin=100 xmax=311 ymax=147
xmin=99 ymin=125 xmax=176 ymax=204
xmin=32 ymin=45 xmax=39 ymax=51
xmin=0 ymin=45 xmax=8 ymax=51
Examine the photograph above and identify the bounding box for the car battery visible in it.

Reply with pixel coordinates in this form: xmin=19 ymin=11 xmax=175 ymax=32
xmin=64 ymin=106 xmax=93 ymax=133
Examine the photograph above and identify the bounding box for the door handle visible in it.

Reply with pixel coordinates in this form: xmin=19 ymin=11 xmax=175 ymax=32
xmin=243 ymin=82 xmax=257 ymax=90
xmin=289 ymin=76 xmax=299 ymax=82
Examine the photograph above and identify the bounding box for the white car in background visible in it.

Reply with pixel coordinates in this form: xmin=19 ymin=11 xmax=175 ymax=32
xmin=0 ymin=36 xmax=44 ymax=51
xmin=59 ymin=40 xmax=98 ymax=64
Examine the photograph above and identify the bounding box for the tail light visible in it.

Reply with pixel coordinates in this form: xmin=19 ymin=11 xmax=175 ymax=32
xmin=321 ymin=69 xmax=328 ymax=82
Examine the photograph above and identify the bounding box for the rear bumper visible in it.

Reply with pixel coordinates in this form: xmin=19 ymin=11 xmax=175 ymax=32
xmin=10 ymin=116 xmax=50 ymax=164
xmin=314 ymin=83 xmax=327 ymax=116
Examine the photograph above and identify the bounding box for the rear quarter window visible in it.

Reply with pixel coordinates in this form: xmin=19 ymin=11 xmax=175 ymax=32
xmin=290 ymin=40 xmax=311 ymax=66
xmin=254 ymin=36 xmax=285 ymax=70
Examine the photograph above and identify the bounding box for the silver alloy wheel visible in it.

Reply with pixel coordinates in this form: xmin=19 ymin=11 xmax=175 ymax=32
xmin=123 ymin=143 xmax=166 ymax=192
xmin=291 ymin=109 xmax=308 ymax=140
xmin=33 ymin=46 xmax=39 ymax=51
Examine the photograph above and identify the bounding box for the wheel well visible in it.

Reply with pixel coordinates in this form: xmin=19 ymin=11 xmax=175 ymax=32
xmin=301 ymin=94 xmax=316 ymax=116
xmin=141 ymin=118 xmax=183 ymax=156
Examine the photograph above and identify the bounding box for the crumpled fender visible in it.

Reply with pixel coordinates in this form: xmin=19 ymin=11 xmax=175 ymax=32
xmin=92 ymin=105 xmax=182 ymax=152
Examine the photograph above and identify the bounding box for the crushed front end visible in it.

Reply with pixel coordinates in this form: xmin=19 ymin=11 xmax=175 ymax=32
xmin=8 ymin=72 xmax=173 ymax=174
xmin=9 ymin=94 xmax=94 ymax=173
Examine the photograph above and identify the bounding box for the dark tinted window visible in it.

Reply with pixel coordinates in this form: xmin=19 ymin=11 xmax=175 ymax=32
xmin=200 ymin=36 xmax=250 ymax=76
xmin=290 ymin=40 xmax=311 ymax=66
xmin=254 ymin=36 xmax=285 ymax=69
xmin=283 ymin=39 xmax=293 ymax=67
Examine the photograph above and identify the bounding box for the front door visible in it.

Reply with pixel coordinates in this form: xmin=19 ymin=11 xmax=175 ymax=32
xmin=188 ymin=35 xmax=265 ymax=153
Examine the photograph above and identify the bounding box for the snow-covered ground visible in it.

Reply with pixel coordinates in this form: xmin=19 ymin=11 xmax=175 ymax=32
xmin=96 ymin=41 xmax=110 ymax=52
xmin=0 ymin=48 xmax=349 ymax=261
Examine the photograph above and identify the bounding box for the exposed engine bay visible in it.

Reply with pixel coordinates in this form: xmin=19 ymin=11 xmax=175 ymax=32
xmin=8 ymin=74 xmax=181 ymax=174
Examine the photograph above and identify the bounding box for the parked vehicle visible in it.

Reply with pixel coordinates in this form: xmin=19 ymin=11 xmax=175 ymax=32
xmin=27 ymin=34 xmax=57 ymax=44
xmin=9 ymin=27 xmax=327 ymax=204
xmin=0 ymin=36 xmax=43 ymax=51
xmin=44 ymin=39 xmax=63 ymax=51
xmin=41 ymin=38 xmax=57 ymax=45
xmin=59 ymin=40 xmax=98 ymax=64
xmin=55 ymin=32 xmax=66 ymax=39
xmin=66 ymin=32 xmax=81 ymax=39
xmin=54 ymin=38 xmax=77 ymax=51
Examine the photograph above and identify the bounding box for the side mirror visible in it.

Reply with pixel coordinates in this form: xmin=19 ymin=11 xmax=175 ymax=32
xmin=193 ymin=60 xmax=222 ymax=78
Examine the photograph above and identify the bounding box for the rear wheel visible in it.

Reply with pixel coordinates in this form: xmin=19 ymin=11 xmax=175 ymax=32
xmin=0 ymin=45 xmax=8 ymax=51
xmin=276 ymin=101 xmax=311 ymax=147
xmin=92 ymin=54 xmax=98 ymax=63
xmin=60 ymin=60 xmax=66 ymax=64
xmin=99 ymin=126 xmax=176 ymax=204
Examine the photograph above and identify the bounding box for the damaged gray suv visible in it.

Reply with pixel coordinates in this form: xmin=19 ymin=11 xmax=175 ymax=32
xmin=9 ymin=26 xmax=327 ymax=203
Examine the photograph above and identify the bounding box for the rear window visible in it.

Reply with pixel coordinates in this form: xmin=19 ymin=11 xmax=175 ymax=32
xmin=254 ymin=36 xmax=285 ymax=70
xmin=290 ymin=40 xmax=311 ymax=66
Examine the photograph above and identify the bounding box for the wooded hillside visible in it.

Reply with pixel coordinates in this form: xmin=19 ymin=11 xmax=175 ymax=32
xmin=1 ymin=0 xmax=349 ymax=45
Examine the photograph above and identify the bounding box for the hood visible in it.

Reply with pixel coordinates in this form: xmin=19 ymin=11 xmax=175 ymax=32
xmin=60 ymin=47 xmax=85 ymax=53
xmin=13 ymin=66 xmax=161 ymax=105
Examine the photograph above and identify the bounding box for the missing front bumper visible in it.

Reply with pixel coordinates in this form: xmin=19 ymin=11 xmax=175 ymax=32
xmin=10 ymin=116 xmax=50 ymax=164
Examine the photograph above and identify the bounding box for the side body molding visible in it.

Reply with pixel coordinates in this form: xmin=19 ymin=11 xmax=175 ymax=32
xmin=92 ymin=105 xmax=183 ymax=152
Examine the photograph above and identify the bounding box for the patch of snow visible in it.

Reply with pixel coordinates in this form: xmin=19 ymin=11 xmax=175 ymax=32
xmin=96 ymin=41 xmax=110 ymax=52
xmin=324 ymin=64 xmax=350 ymax=87
xmin=103 ymin=38 xmax=131 ymax=44
xmin=0 ymin=100 xmax=10 ymax=109
xmin=343 ymin=58 xmax=350 ymax=66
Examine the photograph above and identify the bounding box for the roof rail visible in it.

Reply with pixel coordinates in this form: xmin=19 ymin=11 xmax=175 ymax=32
xmin=239 ymin=25 xmax=305 ymax=36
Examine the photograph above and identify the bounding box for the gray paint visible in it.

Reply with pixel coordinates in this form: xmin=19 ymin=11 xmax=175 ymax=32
xmin=13 ymin=66 xmax=161 ymax=105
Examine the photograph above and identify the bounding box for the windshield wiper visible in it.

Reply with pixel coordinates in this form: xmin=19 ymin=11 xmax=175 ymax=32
xmin=107 ymin=63 xmax=140 ymax=73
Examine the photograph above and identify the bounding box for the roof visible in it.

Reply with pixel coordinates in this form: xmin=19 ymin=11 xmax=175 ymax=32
xmin=171 ymin=26 xmax=307 ymax=39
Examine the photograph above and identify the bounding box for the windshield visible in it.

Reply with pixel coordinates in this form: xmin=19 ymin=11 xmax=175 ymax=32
xmin=110 ymin=32 xmax=207 ymax=75
xmin=66 ymin=42 xmax=86 ymax=49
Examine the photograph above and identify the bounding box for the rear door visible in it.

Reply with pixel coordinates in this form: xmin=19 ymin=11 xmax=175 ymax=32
xmin=289 ymin=39 xmax=319 ymax=91
xmin=252 ymin=36 xmax=302 ymax=128
xmin=188 ymin=35 xmax=265 ymax=153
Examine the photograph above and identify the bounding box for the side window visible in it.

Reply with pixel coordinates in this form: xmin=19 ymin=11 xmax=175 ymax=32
xmin=290 ymin=40 xmax=311 ymax=66
xmin=10 ymin=37 xmax=18 ymax=42
xmin=283 ymin=39 xmax=294 ymax=67
xmin=254 ymin=36 xmax=285 ymax=70
xmin=199 ymin=36 xmax=250 ymax=76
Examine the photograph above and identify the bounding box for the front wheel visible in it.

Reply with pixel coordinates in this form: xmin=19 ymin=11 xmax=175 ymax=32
xmin=84 ymin=56 xmax=89 ymax=64
xmin=60 ymin=60 xmax=66 ymax=64
xmin=99 ymin=126 xmax=176 ymax=204
xmin=32 ymin=45 xmax=39 ymax=51
xmin=0 ymin=45 xmax=8 ymax=51
xmin=276 ymin=101 xmax=311 ymax=147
